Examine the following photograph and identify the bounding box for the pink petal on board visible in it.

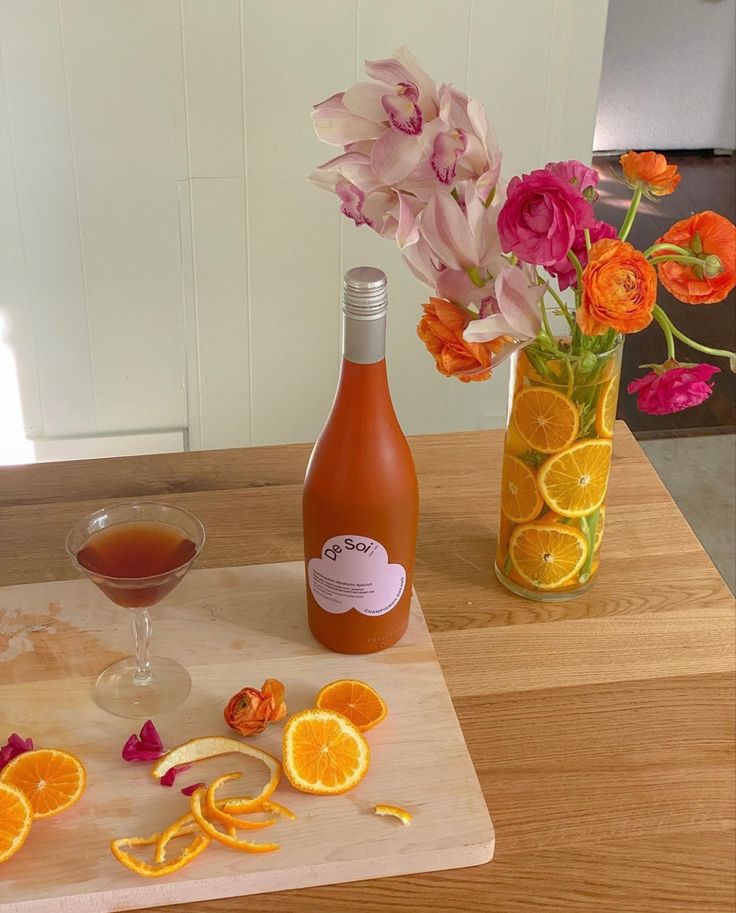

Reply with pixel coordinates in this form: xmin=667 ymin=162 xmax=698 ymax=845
xmin=160 ymin=764 xmax=192 ymax=788
xmin=0 ymin=733 xmax=34 ymax=771
xmin=122 ymin=720 xmax=166 ymax=762
xmin=181 ymin=781 xmax=206 ymax=797
xmin=430 ymin=130 xmax=467 ymax=185
xmin=381 ymin=85 xmax=423 ymax=135
xmin=371 ymin=129 xmax=424 ymax=185
xmin=138 ymin=719 xmax=164 ymax=752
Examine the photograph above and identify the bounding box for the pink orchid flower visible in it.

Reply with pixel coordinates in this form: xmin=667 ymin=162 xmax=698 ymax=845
xmin=437 ymin=85 xmax=502 ymax=200
xmin=309 ymin=150 xmax=422 ymax=248
xmin=462 ymin=263 xmax=545 ymax=345
xmin=418 ymin=185 xmax=504 ymax=274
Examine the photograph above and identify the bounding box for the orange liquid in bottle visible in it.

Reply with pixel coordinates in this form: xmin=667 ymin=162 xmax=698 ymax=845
xmin=303 ymin=268 xmax=418 ymax=654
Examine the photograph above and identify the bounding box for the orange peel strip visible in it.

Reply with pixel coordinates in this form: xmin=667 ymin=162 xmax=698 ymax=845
xmin=190 ymin=788 xmax=280 ymax=854
xmin=205 ymin=773 xmax=276 ymax=831
xmin=111 ymin=830 xmax=211 ymax=878
xmin=151 ymin=736 xmax=281 ymax=812
xmin=374 ymin=804 xmax=412 ymax=826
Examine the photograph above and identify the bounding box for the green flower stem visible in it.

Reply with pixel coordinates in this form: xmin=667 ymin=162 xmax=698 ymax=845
xmin=583 ymin=228 xmax=592 ymax=253
xmin=652 ymin=304 xmax=676 ymax=360
xmin=546 ymin=284 xmax=575 ymax=331
xmin=643 ymin=241 xmax=690 ymax=259
xmin=567 ymin=250 xmax=584 ymax=287
xmin=539 ymin=297 xmax=553 ymax=339
xmin=618 ymin=185 xmax=643 ymax=242
xmin=653 ymin=304 xmax=736 ymax=363
xmin=649 ymin=254 xmax=706 ymax=267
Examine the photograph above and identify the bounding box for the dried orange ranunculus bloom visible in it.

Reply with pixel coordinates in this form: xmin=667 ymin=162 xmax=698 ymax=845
xmin=655 ymin=210 xmax=736 ymax=305
xmin=417 ymin=297 xmax=504 ymax=383
xmin=577 ymin=238 xmax=657 ymax=336
xmin=224 ymin=679 xmax=287 ymax=737
xmin=620 ymin=150 xmax=681 ymax=197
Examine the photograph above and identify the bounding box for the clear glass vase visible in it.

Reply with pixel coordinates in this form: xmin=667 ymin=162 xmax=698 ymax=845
xmin=495 ymin=335 xmax=623 ymax=601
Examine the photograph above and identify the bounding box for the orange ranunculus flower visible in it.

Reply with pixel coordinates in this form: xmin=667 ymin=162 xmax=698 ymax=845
xmin=577 ymin=238 xmax=657 ymax=336
xmin=655 ymin=211 xmax=736 ymax=304
xmin=620 ymin=150 xmax=681 ymax=197
xmin=417 ymin=297 xmax=504 ymax=382
xmin=224 ymin=678 xmax=287 ymax=737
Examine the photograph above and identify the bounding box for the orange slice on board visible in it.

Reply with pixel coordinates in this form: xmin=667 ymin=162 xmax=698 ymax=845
xmin=595 ymin=376 xmax=619 ymax=439
xmin=500 ymin=455 xmax=544 ymax=523
xmin=190 ymin=788 xmax=280 ymax=854
xmin=0 ymin=749 xmax=86 ymax=819
xmin=509 ymin=523 xmax=588 ymax=590
xmin=151 ymin=736 xmax=281 ymax=814
xmin=0 ymin=781 xmax=33 ymax=864
xmin=374 ymin=804 xmax=412 ymax=826
xmin=537 ymin=439 xmax=612 ymax=518
xmin=282 ymin=709 xmax=370 ymax=795
xmin=512 ymin=387 xmax=580 ymax=454
xmin=315 ymin=680 xmax=388 ymax=732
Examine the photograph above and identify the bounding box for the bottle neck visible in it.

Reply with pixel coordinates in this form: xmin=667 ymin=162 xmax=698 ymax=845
xmin=342 ymin=313 xmax=386 ymax=365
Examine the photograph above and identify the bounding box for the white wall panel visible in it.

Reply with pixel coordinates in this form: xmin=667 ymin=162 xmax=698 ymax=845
xmin=60 ymin=0 xmax=188 ymax=434
xmin=0 ymin=0 xmax=610 ymax=457
xmin=0 ymin=0 xmax=96 ymax=438
xmin=243 ymin=0 xmax=354 ymax=445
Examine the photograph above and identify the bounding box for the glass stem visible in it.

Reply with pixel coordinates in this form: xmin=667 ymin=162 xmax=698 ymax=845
xmin=132 ymin=610 xmax=153 ymax=684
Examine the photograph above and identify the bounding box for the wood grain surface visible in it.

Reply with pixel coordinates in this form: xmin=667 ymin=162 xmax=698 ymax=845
xmin=0 ymin=566 xmax=492 ymax=912
xmin=1 ymin=422 xmax=734 ymax=913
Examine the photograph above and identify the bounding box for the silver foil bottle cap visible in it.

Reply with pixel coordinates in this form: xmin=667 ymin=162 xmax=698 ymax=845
xmin=343 ymin=267 xmax=387 ymax=320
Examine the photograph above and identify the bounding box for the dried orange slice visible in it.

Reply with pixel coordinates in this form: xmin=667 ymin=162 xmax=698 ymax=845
xmin=595 ymin=376 xmax=619 ymax=439
xmin=111 ymin=830 xmax=211 ymax=878
xmin=190 ymin=788 xmax=280 ymax=854
xmin=282 ymin=708 xmax=370 ymax=796
xmin=374 ymin=804 xmax=412 ymax=826
xmin=500 ymin=455 xmax=543 ymax=523
xmin=537 ymin=439 xmax=612 ymax=518
xmin=0 ymin=781 xmax=33 ymax=864
xmin=0 ymin=749 xmax=86 ymax=819
xmin=204 ymin=773 xmax=276 ymax=831
xmin=512 ymin=387 xmax=580 ymax=454
xmin=509 ymin=522 xmax=588 ymax=590
xmin=315 ymin=680 xmax=388 ymax=732
xmin=151 ymin=736 xmax=281 ymax=813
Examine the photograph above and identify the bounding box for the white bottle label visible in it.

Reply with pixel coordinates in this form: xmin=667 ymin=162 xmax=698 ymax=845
xmin=308 ymin=534 xmax=406 ymax=617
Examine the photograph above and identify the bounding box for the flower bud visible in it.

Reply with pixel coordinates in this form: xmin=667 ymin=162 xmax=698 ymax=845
xmin=702 ymin=255 xmax=724 ymax=278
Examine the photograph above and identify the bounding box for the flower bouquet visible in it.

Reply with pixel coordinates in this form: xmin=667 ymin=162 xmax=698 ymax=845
xmin=310 ymin=47 xmax=736 ymax=601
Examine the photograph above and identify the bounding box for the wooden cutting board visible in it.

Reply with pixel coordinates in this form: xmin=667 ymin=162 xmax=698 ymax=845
xmin=0 ymin=561 xmax=494 ymax=912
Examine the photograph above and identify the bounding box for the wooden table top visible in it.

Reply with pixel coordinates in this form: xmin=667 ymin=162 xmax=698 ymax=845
xmin=1 ymin=422 xmax=734 ymax=913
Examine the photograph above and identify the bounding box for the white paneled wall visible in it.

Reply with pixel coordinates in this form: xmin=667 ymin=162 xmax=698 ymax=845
xmin=0 ymin=0 xmax=609 ymax=459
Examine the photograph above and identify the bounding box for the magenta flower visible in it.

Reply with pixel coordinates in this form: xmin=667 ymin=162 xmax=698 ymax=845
xmin=545 ymin=160 xmax=599 ymax=201
xmin=0 ymin=733 xmax=34 ymax=772
xmin=498 ymin=169 xmax=595 ymax=267
xmin=549 ymin=219 xmax=618 ymax=290
xmin=627 ymin=362 xmax=720 ymax=414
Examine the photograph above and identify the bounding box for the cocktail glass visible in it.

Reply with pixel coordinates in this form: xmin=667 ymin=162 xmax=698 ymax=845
xmin=66 ymin=502 xmax=205 ymax=718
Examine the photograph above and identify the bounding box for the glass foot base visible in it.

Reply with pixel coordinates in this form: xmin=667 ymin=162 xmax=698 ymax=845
xmin=94 ymin=656 xmax=191 ymax=718
xmin=495 ymin=563 xmax=598 ymax=602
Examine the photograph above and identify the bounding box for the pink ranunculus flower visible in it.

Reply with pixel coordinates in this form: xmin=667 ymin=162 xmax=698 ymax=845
xmin=549 ymin=219 xmax=618 ymax=291
xmin=627 ymin=362 xmax=720 ymax=415
xmin=545 ymin=160 xmax=600 ymax=201
xmin=498 ymin=169 xmax=595 ymax=267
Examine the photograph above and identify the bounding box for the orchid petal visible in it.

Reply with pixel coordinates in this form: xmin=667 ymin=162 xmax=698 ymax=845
xmin=312 ymin=96 xmax=384 ymax=146
xmin=342 ymin=82 xmax=388 ymax=122
xmin=393 ymin=46 xmax=439 ymax=113
xmin=463 ymin=312 xmax=516 ymax=342
xmin=402 ymin=236 xmax=443 ymax=287
xmin=370 ymin=129 xmax=424 ymax=185
xmin=430 ymin=130 xmax=467 ymax=185
xmin=382 ymin=86 xmax=423 ymax=135
xmin=494 ymin=264 xmax=544 ymax=339
xmin=364 ymin=55 xmax=416 ymax=88
xmin=436 ymin=267 xmax=490 ymax=309
xmin=420 ymin=191 xmax=477 ymax=270
xmin=395 ymin=193 xmax=421 ymax=249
